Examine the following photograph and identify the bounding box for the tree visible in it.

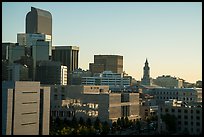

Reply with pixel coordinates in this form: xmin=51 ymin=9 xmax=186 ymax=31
xmin=161 ymin=114 xmax=177 ymax=133
xmin=101 ymin=121 xmax=110 ymax=135
xmin=71 ymin=116 xmax=78 ymax=128
xmin=94 ymin=117 xmax=102 ymax=132
xmin=79 ymin=117 xmax=85 ymax=126
xmin=86 ymin=118 xmax=92 ymax=128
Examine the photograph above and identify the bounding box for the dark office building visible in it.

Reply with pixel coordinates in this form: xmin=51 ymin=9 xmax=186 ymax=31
xmin=89 ymin=55 xmax=123 ymax=75
xmin=36 ymin=61 xmax=66 ymax=85
xmin=52 ymin=46 xmax=79 ymax=72
xmin=26 ymin=7 xmax=52 ymax=36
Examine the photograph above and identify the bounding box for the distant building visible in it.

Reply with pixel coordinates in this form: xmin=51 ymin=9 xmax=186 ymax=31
xmin=36 ymin=61 xmax=67 ymax=85
xmin=141 ymin=59 xmax=151 ymax=86
xmin=158 ymin=100 xmax=202 ymax=135
xmin=89 ymin=55 xmax=123 ymax=75
xmin=26 ymin=7 xmax=52 ymax=36
xmin=2 ymin=60 xmax=9 ymax=81
xmin=2 ymin=81 xmax=50 ymax=135
xmin=30 ymin=40 xmax=49 ymax=80
xmin=7 ymin=63 xmax=29 ymax=81
xmin=3 ymin=43 xmax=25 ymax=65
xmin=52 ymin=46 xmax=79 ymax=72
xmin=50 ymin=85 xmax=140 ymax=124
xmin=196 ymin=80 xmax=202 ymax=88
xmin=17 ymin=33 xmax=52 ymax=57
xmin=140 ymin=86 xmax=198 ymax=104
xmin=82 ymin=71 xmax=130 ymax=91
xmin=69 ymin=68 xmax=92 ymax=85
xmin=52 ymin=46 xmax=79 ymax=84
xmin=153 ymin=75 xmax=184 ymax=88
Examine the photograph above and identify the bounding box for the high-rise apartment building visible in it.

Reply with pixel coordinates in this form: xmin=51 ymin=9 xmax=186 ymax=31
xmin=89 ymin=55 xmax=123 ymax=75
xmin=2 ymin=81 xmax=50 ymax=135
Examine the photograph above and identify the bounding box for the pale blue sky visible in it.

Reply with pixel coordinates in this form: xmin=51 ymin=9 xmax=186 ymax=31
xmin=2 ymin=2 xmax=202 ymax=83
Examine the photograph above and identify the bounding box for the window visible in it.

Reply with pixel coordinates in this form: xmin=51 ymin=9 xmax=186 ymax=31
xmin=184 ymin=109 xmax=188 ymax=113
xmin=178 ymin=109 xmax=181 ymax=113
xmin=172 ymin=109 xmax=175 ymax=112
xmin=54 ymin=94 xmax=58 ymax=100
xmin=196 ymin=122 xmax=200 ymax=126
xmin=184 ymin=121 xmax=188 ymax=125
xmin=191 ymin=110 xmax=193 ymax=113
xmin=196 ymin=110 xmax=200 ymax=114
xmin=178 ymin=115 xmax=181 ymax=119
xmin=61 ymin=94 xmax=65 ymax=100
xmin=178 ymin=121 xmax=181 ymax=125
xmin=191 ymin=122 xmax=193 ymax=126
xmin=184 ymin=115 xmax=188 ymax=119
xmin=61 ymin=86 xmax=65 ymax=92
xmin=165 ymin=108 xmax=169 ymax=112
xmin=196 ymin=116 xmax=200 ymax=120
xmin=191 ymin=116 xmax=193 ymax=119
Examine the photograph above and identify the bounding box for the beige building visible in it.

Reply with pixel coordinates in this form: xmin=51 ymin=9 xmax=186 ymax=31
xmin=50 ymin=85 xmax=140 ymax=124
xmin=158 ymin=100 xmax=202 ymax=135
xmin=153 ymin=75 xmax=184 ymax=88
xmin=2 ymin=81 xmax=50 ymax=135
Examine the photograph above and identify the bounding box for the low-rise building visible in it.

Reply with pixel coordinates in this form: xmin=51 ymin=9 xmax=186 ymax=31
xmin=82 ymin=71 xmax=130 ymax=91
xmin=50 ymin=85 xmax=140 ymax=124
xmin=158 ymin=100 xmax=202 ymax=135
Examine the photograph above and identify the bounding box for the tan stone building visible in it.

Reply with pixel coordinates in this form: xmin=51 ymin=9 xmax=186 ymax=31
xmin=50 ymin=85 xmax=140 ymax=124
xmin=89 ymin=55 xmax=123 ymax=75
xmin=2 ymin=81 xmax=50 ymax=135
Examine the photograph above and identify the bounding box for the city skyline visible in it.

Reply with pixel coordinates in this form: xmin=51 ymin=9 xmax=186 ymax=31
xmin=2 ymin=2 xmax=202 ymax=83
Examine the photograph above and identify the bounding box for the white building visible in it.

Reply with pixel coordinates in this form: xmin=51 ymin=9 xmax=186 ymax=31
xmin=61 ymin=66 xmax=68 ymax=85
xmin=82 ymin=71 xmax=130 ymax=91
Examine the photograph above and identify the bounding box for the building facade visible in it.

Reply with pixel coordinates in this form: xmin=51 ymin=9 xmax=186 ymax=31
xmin=158 ymin=100 xmax=202 ymax=135
xmin=50 ymin=85 xmax=140 ymax=124
xmin=153 ymin=75 xmax=184 ymax=88
xmin=2 ymin=81 xmax=50 ymax=135
xmin=89 ymin=55 xmax=123 ymax=75
xmin=36 ymin=61 xmax=67 ymax=85
xmin=17 ymin=33 xmax=52 ymax=57
xmin=81 ymin=71 xmax=130 ymax=91
xmin=26 ymin=7 xmax=52 ymax=36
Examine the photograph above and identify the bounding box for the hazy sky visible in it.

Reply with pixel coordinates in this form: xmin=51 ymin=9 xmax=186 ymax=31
xmin=2 ymin=2 xmax=202 ymax=83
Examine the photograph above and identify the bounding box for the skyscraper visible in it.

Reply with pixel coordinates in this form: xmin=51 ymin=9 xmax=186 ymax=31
xmin=26 ymin=7 xmax=52 ymax=57
xmin=26 ymin=7 xmax=52 ymax=35
xmin=52 ymin=46 xmax=79 ymax=72
xmin=141 ymin=59 xmax=151 ymax=86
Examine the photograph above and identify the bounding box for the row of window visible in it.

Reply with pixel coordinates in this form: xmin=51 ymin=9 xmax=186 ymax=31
xmin=161 ymin=108 xmax=201 ymax=114
xmin=157 ymin=96 xmax=194 ymax=101
xmin=156 ymin=91 xmax=193 ymax=95
xmin=177 ymin=121 xmax=200 ymax=126
xmin=51 ymin=110 xmax=74 ymax=117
